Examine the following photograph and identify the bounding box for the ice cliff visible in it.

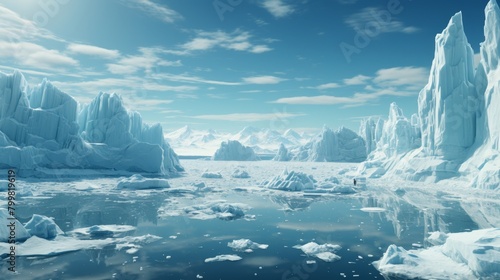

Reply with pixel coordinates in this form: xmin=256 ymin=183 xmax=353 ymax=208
xmin=0 ymin=70 xmax=182 ymax=176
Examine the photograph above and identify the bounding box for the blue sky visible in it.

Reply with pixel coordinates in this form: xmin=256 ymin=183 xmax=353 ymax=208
xmin=0 ymin=0 xmax=490 ymax=133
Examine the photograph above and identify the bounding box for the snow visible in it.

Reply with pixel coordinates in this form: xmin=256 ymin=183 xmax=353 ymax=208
xmin=212 ymin=140 xmax=258 ymax=161
xmin=262 ymin=169 xmax=316 ymax=191
xmin=376 ymin=228 xmax=500 ymax=279
xmin=24 ymin=214 xmax=64 ymax=239
xmin=116 ymin=174 xmax=171 ymax=190
xmin=204 ymin=254 xmax=242 ymax=263
xmin=0 ymin=71 xmax=182 ymax=176
xmin=227 ymin=239 xmax=269 ymax=252
xmin=0 ymin=208 xmax=30 ymax=242
xmin=293 ymin=126 xmax=366 ymax=162
xmin=231 ymin=168 xmax=250 ymax=178
xmin=293 ymin=242 xmax=342 ymax=262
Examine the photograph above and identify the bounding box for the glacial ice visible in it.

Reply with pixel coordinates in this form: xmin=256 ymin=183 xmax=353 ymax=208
xmin=293 ymin=242 xmax=342 ymax=262
xmin=227 ymin=239 xmax=269 ymax=252
xmin=212 ymin=140 xmax=258 ymax=161
xmin=0 ymin=70 xmax=182 ymax=176
xmin=116 ymin=174 xmax=171 ymax=190
xmin=0 ymin=208 xmax=30 ymax=242
xmin=294 ymin=126 xmax=366 ymax=162
xmin=231 ymin=168 xmax=250 ymax=178
xmin=24 ymin=214 xmax=64 ymax=239
xmin=263 ymin=169 xmax=316 ymax=191
xmin=201 ymin=170 xmax=223 ymax=178
xmin=159 ymin=200 xmax=253 ymax=221
xmin=376 ymin=228 xmax=500 ymax=279
xmin=273 ymin=143 xmax=291 ymax=161
xmin=70 ymin=225 xmax=136 ymax=238
xmin=204 ymin=254 xmax=242 ymax=263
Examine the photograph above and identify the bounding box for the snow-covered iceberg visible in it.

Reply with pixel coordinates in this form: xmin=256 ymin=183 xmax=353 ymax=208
xmin=263 ymin=169 xmax=316 ymax=191
xmin=293 ymin=242 xmax=342 ymax=262
xmin=273 ymin=143 xmax=291 ymax=161
xmin=0 ymin=70 xmax=182 ymax=176
xmin=0 ymin=208 xmax=30 ymax=242
xmin=293 ymin=126 xmax=366 ymax=162
xmin=212 ymin=140 xmax=258 ymax=161
xmin=376 ymin=228 xmax=500 ymax=279
xmin=116 ymin=174 xmax=171 ymax=190
xmin=24 ymin=214 xmax=64 ymax=239
xmin=227 ymin=239 xmax=269 ymax=252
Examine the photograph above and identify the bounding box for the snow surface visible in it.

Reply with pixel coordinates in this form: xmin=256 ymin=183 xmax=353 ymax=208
xmin=0 ymin=71 xmax=182 ymax=176
xmin=212 ymin=140 xmax=258 ymax=161
xmin=293 ymin=242 xmax=342 ymax=262
xmin=376 ymin=228 xmax=500 ymax=279
xmin=116 ymin=174 xmax=171 ymax=190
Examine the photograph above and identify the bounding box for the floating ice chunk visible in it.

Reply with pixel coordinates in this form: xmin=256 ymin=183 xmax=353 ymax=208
xmin=116 ymin=174 xmax=170 ymax=190
xmin=376 ymin=228 xmax=500 ymax=279
xmin=204 ymin=254 xmax=242 ymax=263
xmin=293 ymin=242 xmax=342 ymax=262
xmin=330 ymin=185 xmax=356 ymax=194
xmin=227 ymin=239 xmax=269 ymax=252
xmin=360 ymin=207 xmax=386 ymax=213
xmin=263 ymin=169 xmax=316 ymax=191
xmin=231 ymin=169 xmax=250 ymax=178
xmin=201 ymin=170 xmax=222 ymax=178
xmin=70 ymin=225 xmax=136 ymax=238
xmin=0 ymin=208 xmax=30 ymax=242
xmin=24 ymin=214 xmax=64 ymax=239
xmin=165 ymin=200 xmax=253 ymax=221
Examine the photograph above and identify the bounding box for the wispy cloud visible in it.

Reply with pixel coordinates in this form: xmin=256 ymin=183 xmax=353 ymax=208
xmin=67 ymin=43 xmax=120 ymax=60
xmin=192 ymin=112 xmax=305 ymax=122
xmin=153 ymin=72 xmax=241 ymax=86
xmin=345 ymin=7 xmax=419 ymax=34
xmin=373 ymin=66 xmax=428 ymax=89
xmin=243 ymin=75 xmax=285 ymax=84
xmin=0 ymin=41 xmax=78 ymax=71
xmin=261 ymin=0 xmax=295 ymax=18
xmin=107 ymin=47 xmax=182 ymax=75
xmin=120 ymin=0 xmax=182 ymax=23
xmin=313 ymin=83 xmax=341 ymax=90
xmin=180 ymin=30 xmax=273 ymax=54
xmin=0 ymin=6 xmax=63 ymax=42
xmin=343 ymin=74 xmax=371 ymax=85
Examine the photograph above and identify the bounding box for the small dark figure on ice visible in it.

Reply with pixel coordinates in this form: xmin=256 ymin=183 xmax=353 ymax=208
xmin=353 ymin=178 xmax=357 ymax=186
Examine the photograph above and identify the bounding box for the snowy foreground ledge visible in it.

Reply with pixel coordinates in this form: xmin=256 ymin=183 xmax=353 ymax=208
xmin=375 ymin=228 xmax=500 ymax=279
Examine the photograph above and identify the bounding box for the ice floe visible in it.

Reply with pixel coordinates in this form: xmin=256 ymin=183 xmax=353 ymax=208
xmin=293 ymin=242 xmax=342 ymax=262
xmin=204 ymin=254 xmax=242 ymax=262
xmin=227 ymin=239 xmax=269 ymax=252
xmin=116 ymin=174 xmax=171 ymax=190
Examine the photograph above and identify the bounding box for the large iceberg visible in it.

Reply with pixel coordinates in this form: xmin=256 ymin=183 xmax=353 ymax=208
xmin=212 ymin=140 xmax=258 ymax=161
xmin=293 ymin=126 xmax=366 ymax=162
xmin=0 ymin=70 xmax=182 ymax=176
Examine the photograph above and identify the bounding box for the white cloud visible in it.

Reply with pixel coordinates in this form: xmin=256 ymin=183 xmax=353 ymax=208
xmin=243 ymin=75 xmax=285 ymax=84
xmin=262 ymin=0 xmax=295 ymax=18
xmin=345 ymin=7 xmax=419 ymax=34
xmin=0 ymin=6 xmax=63 ymax=42
xmin=315 ymin=83 xmax=341 ymax=90
xmin=192 ymin=112 xmax=304 ymax=122
xmin=373 ymin=66 xmax=428 ymax=88
xmin=180 ymin=30 xmax=273 ymax=54
xmin=343 ymin=75 xmax=371 ymax=85
xmin=67 ymin=43 xmax=120 ymax=59
xmin=120 ymin=0 xmax=182 ymax=23
xmin=272 ymin=95 xmax=355 ymax=105
xmin=153 ymin=73 xmax=241 ymax=86
xmin=176 ymin=93 xmax=198 ymax=99
xmin=0 ymin=41 xmax=78 ymax=71
xmin=107 ymin=47 xmax=181 ymax=75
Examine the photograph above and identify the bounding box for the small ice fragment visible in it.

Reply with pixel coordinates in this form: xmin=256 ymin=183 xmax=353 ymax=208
xmin=196 ymin=274 xmax=203 ymax=279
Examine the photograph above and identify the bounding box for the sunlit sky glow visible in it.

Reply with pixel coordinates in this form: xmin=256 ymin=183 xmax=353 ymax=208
xmin=0 ymin=0 xmax=489 ymax=133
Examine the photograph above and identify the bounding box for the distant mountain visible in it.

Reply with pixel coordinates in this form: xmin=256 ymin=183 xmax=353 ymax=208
xmin=164 ymin=125 xmax=311 ymax=156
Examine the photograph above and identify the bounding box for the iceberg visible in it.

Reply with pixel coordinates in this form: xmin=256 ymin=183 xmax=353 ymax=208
xmin=24 ymin=214 xmax=64 ymax=239
xmin=227 ymin=239 xmax=269 ymax=252
xmin=0 ymin=208 xmax=30 ymax=242
xmin=0 ymin=70 xmax=182 ymax=176
xmin=293 ymin=242 xmax=342 ymax=262
xmin=263 ymin=169 xmax=316 ymax=191
xmin=293 ymin=126 xmax=366 ymax=162
xmin=212 ymin=140 xmax=258 ymax=161
xmin=231 ymin=168 xmax=250 ymax=178
xmin=273 ymin=143 xmax=291 ymax=161
xmin=376 ymin=228 xmax=500 ymax=279
xmin=204 ymin=254 xmax=242 ymax=263
xmin=359 ymin=117 xmax=384 ymax=155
